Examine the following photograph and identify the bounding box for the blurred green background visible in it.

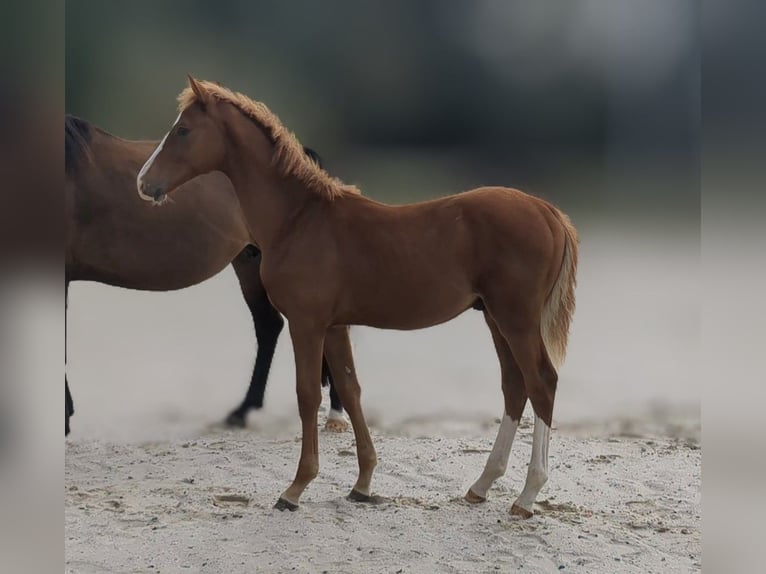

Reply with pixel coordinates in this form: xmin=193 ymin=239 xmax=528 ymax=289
xmin=66 ymin=0 xmax=699 ymax=224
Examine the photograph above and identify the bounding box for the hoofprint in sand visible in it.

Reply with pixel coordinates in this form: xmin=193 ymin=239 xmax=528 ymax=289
xmin=65 ymin=413 xmax=700 ymax=574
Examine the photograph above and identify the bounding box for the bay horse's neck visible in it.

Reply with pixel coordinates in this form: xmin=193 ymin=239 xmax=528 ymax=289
xmin=219 ymin=112 xmax=316 ymax=251
xmin=89 ymin=127 xmax=158 ymax=171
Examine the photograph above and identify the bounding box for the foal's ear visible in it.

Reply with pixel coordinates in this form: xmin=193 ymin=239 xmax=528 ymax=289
xmin=187 ymin=74 xmax=210 ymax=108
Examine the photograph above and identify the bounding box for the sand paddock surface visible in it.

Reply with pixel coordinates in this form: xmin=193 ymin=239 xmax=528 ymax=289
xmin=66 ymin=413 xmax=699 ymax=574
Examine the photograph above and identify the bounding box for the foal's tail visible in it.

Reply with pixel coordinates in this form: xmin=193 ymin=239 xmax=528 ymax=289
xmin=541 ymin=209 xmax=579 ymax=370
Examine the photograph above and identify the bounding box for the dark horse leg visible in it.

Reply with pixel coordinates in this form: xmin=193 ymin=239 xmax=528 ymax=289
xmin=226 ymin=246 xmax=347 ymax=429
xmin=327 ymin=362 xmax=342 ymax=412
xmin=65 ymin=280 xmax=74 ymax=436
xmin=324 ymin=358 xmax=348 ymax=432
xmin=225 ymin=247 xmax=284 ymax=427
xmin=65 ymin=380 xmax=74 ymax=436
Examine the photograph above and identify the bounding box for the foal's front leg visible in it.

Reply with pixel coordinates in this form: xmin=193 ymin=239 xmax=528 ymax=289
xmin=323 ymin=326 xmax=377 ymax=499
xmin=274 ymin=323 xmax=324 ymax=511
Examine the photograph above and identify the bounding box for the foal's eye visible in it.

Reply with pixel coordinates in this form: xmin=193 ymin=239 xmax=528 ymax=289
xmin=176 ymin=126 xmax=190 ymax=136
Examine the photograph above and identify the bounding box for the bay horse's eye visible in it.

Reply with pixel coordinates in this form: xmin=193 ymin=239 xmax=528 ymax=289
xmin=176 ymin=126 xmax=190 ymax=137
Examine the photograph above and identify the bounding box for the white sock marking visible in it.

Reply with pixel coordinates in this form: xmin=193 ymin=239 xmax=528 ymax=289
xmin=469 ymin=414 xmax=518 ymax=499
xmin=327 ymin=408 xmax=345 ymax=421
xmin=513 ymin=415 xmax=550 ymax=513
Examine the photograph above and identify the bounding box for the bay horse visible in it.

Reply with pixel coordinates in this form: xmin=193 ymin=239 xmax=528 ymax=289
xmin=65 ymin=114 xmax=348 ymax=435
xmin=138 ymin=77 xmax=578 ymax=518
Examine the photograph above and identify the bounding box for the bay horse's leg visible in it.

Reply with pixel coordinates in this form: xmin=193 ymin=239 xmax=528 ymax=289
xmin=324 ymin=356 xmax=349 ymax=433
xmin=465 ymin=312 xmax=527 ymax=503
xmin=65 ymin=280 xmax=73 ymax=436
xmin=323 ymin=325 xmax=377 ymax=500
xmin=226 ymin=250 xmax=284 ymax=427
xmin=274 ymin=323 xmax=324 ymax=510
xmin=65 ymin=380 xmax=74 ymax=436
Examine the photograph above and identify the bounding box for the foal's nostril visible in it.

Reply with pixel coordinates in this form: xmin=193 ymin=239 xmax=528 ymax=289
xmin=137 ymin=178 xmax=160 ymax=202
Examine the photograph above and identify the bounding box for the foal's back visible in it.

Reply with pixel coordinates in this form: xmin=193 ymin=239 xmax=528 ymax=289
xmin=329 ymin=186 xmax=562 ymax=277
xmin=65 ymin=117 xmax=251 ymax=290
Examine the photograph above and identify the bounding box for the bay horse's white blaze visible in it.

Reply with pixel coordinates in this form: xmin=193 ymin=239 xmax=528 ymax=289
xmin=137 ymin=114 xmax=181 ymax=201
xmin=468 ymin=414 xmax=518 ymax=499
xmin=512 ymin=415 xmax=550 ymax=516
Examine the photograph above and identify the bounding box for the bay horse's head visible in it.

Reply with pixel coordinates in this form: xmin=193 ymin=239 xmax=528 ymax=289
xmin=137 ymin=75 xmax=226 ymax=203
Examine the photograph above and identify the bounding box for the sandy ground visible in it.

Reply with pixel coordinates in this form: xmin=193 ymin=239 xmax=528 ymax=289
xmin=65 ymin=227 xmax=701 ymax=573
xmin=65 ymin=412 xmax=700 ymax=574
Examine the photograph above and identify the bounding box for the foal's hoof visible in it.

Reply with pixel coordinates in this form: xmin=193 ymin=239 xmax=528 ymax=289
xmin=324 ymin=417 xmax=349 ymax=433
xmin=224 ymin=411 xmax=247 ymax=428
xmin=464 ymin=489 xmax=486 ymax=504
xmin=510 ymin=503 xmax=534 ymax=519
xmin=274 ymin=497 xmax=299 ymax=512
xmin=347 ymin=489 xmax=375 ymax=503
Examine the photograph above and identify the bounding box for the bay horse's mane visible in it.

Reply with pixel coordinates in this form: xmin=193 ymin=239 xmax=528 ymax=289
xmin=65 ymin=114 xmax=93 ymax=174
xmin=177 ymin=80 xmax=359 ymax=200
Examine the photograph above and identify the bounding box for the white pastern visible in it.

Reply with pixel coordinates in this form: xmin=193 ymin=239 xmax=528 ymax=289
xmin=327 ymin=408 xmax=345 ymax=421
xmin=469 ymin=414 xmax=519 ymax=499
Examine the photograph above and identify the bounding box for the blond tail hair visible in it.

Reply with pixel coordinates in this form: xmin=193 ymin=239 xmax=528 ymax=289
xmin=540 ymin=210 xmax=579 ymax=370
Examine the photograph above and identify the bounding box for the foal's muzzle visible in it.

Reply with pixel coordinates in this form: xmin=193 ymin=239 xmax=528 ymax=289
xmin=137 ymin=179 xmax=167 ymax=203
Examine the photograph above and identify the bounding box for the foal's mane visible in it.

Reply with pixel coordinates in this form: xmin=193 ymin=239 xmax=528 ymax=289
xmin=65 ymin=114 xmax=93 ymax=174
xmin=177 ymin=81 xmax=358 ymax=200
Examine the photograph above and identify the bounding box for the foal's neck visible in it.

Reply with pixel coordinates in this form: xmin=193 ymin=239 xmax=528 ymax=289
xmin=220 ymin=115 xmax=316 ymax=251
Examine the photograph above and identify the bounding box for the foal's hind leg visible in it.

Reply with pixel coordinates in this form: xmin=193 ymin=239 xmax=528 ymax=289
xmin=323 ymin=326 xmax=377 ymax=500
xmin=511 ymin=409 xmax=551 ymax=518
xmin=493 ymin=314 xmax=558 ymax=518
xmin=465 ymin=312 xmax=526 ymax=503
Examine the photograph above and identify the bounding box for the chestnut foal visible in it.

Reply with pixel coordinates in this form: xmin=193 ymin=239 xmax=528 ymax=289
xmin=138 ymin=77 xmax=578 ymax=518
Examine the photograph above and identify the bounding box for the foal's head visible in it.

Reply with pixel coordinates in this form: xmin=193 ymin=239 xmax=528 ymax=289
xmin=138 ymin=75 xmax=356 ymax=204
xmin=137 ymin=76 xmax=227 ymax=203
